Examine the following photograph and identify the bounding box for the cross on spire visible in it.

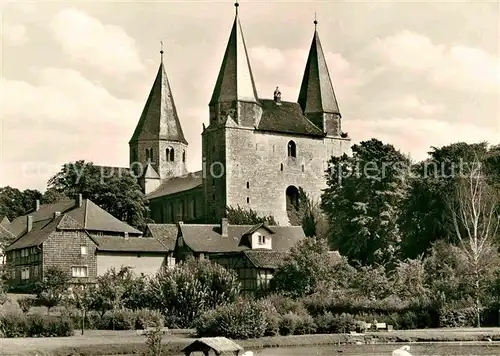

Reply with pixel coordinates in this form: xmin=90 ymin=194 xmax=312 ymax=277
xmin=235 ymin=1 xmax=239 ymax=15
xmin=314 ymin=12 xmax=318 ymax=29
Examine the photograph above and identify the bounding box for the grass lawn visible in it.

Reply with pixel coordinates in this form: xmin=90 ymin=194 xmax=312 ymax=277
xmin=2 ymin=328 xmax=500 ymax=356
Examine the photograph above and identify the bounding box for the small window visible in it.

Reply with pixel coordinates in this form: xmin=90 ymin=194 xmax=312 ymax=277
xmin=247 ymin=197 xmax=250 ymax=204
xmin=258 ymin=235 xmax=266 ymax=244
xmin=81 ymin=246 xmax=88 ymax=255
xmin=246 ymin=182 xmax=249 ymax=189
xmin=72 ymin=266 xmax=88 ymax=278
xmin=21 ymin=267 xmax=30 ymax=280
xmin=145 ymin=148 xmax=150 ymax=162
xmin=150 ymin=148 xmax=154 ymax=161
xmin=166 ymin=147 xmax=174 ymax=162
xmin=287 ymin=140 xmax=297 ymax=157
xmin=302 ymin=164 xmax=305 ymax=172
xmin=280 ymin=163 xmax=283 ymax=171
xmin=182 ymin=150 xmax=186 ymax=162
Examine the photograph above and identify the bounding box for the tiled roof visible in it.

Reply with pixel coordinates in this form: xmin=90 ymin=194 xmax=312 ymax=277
xmin=257 ymin=99 xmax=324 ymax=137
xmin=146 ymin=171 xmax=203 ymax=200
xmin=0 ymin=216 xmax=10 ymax=227
xmin=5 ymin=217 xmax=63 ymax=251
xmin=6 ymin=200 xmax=76 ymax=238
xmin=243 ymin=250 xmax=289 ymax=269
xmin=146 ymin=224 xmax=179 ymax=250
xmin=93 ymin=236 xmax=167 ymax=253
xmin=66 ymin=200 xmax=142 ymax=235
xmin=298 ymin=29 xmax=340 ymax=115
xmin=180 ymin=224 xmax=304 ymax=253
xmin=130 ymin=62 xmax=188 ymax=145
xmin=4 ymin=198 xmax=142 ymax=251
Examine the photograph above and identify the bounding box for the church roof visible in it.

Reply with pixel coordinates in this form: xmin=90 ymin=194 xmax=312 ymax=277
xmin=130 ymin=60 xmax=188 ymax=145
xmin=142 ymin=163 xmax=160 ymax=179
xmin=146 ymin=170 xmax=203 ymax=200
xmin=257 ymin=99 xmax=325 ymax=137
xmin=298 ymin=27 xmax=341 ymax=115
xmin=209 ymin=7 xmax=259 ymax=105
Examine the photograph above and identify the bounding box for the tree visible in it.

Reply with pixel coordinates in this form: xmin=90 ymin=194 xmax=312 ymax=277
xmin=35 ymin=266 xmax=71 ymax=314
xmin=41 ymin=187 xmax=68 ymax=204
xmin=69 ymin=284 xmax=95 ymax=335
xmin=0 ymin=186 xmax=42 ymax=221
xmin=226 ymin=205 xmax=277 ymax=225
xmin=399 ymin=142 xmax=492 ymax=259
xmin=450 ymin=157 xmax=500 ymax=327
xmin=288 ymin=188 xmax=329 ymax=238
xmin=271 ymin=237 xmax=346 ymax=298
xmin=322 ymin=139 xmax=410 ymax=266
xmin=47 ymin=160 xmax=150 ymax=229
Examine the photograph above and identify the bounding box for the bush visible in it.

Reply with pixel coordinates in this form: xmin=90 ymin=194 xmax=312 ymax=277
xmin=259 ymin=299 xmax=280 ymax=337
xmin=331 ymin=313 xmax=358 ymax=334
xmin=108 ymin=309 xmax=136 ymax=330
xmin=135 ymin=309 xmax=164 ymax=330
xmin=439 ymin=306 xmax=477 ymax=328
xmin=279 ymin=312 xmax=299 ymax=335
xmin=194 ymin=298 xmax=267 ymax=339
xmin=0 ymin=310 xmax=28 ymax=337
xmin=0 ymin=311 xmax=73 ymax=337
xmin=17 ymin=296 xmax=35 ymax=313
xmin=294 ymin=312 xmax=316 ymax=335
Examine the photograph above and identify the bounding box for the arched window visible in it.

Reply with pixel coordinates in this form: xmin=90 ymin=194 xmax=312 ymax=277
xmin=182 ymin=150 xmax=186 ymax=162
xmin=166 ymin=147 xmax=175 ymax=162
xmin=145 ymin=149 xmax=150 ymax=162
xmin=150 ymin=148 xmax=154 ymax=161
xmin=287 ymin=141 xmax=296 ymax=158
xmin=286 ymin=185 xmax=299 ymax=210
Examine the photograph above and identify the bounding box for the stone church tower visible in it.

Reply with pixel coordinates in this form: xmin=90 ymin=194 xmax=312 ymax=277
xmin=129 ymin=49 xmax=188 ymax=194
xmin=202 ymin=4 xmax=350 ymax=224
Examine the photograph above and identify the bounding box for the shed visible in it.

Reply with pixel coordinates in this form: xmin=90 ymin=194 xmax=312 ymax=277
xmin=182 ymin=337 xmax=244 ymax=356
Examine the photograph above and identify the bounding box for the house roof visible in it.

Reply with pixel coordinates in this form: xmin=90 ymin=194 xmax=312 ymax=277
xmin=209 ymin=10 xmax=259 ymax=105
xmin=146 ymin=170 xmax=203 ymax=200
xmin=129 ymin=61 xmax=188 ymax=145
xmin=146 ymin=224 xmax=179 ymax=250
xmin=179 ymin=224 xmax=304 ymax=253
xmin=256 ymin=99 xmax=325 ymax=137
xmin=93 ymin=236 xmax=167 ymax=253
xmin=5 ymin=217 xmax=64 ymax=251
xmin=298 ymin=28 xmax=340 ymax=116
xmin=4 ymin=198 xmax=142 ymax=251
xmin=243 ymin=250 xmax=289 ymax=269
xmin=182 ymin=337 xmax=243 ymax=354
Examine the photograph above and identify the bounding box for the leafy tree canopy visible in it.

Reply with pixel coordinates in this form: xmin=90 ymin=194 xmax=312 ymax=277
xmin=47 ymin=160 xmax=150 ymax=229
xmin=226 ymin=205 xmax=277 ymax=225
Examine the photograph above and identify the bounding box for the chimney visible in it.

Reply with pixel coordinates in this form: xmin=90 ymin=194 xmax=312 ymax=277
xmin=221 ymin=218 xmax=228 ymax=237
xmin=76 ymin=193 xmax=82 ymax=208
xmin=54 ymin=211 xmax=61 ymax=219
xmin=27 ymin=215 xmax=33 ymax=233
xmin=35 ymin=200 xmax=40 ymax=211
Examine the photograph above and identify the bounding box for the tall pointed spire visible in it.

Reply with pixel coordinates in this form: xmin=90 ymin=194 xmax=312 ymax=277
xmin=298 ymin=18 xmax=340 ymax=117
xmin=129 ymin=49 xmax=187 ymax=145
xmin=209 ymin=1 xmax=259 ymax=105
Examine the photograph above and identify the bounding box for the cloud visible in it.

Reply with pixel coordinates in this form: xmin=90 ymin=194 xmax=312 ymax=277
xmin=370 ymin=30 xmax=500 ymax=93
xmin=1 ymin=22 xmax=28 ymax=46
xmin=0 ymin=67 xmax=144 ymax=190
xmin=249 ymin=46 xmax=366 ymax=103
xmin=346 ymin=117 xmax=499 ymax=162
xmin=381 ymin=94 xmax=445 ymax=116
xmin=48 ymin=8 xmax=144 ymax=75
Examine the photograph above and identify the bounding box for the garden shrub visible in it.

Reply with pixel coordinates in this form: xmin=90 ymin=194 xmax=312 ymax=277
xmin=259 ymin=299 xmax=280 ymax=336
xmin=294 ymin=312 xmax=316 ymax=335
xmin=439 ymin=306 xmax=477 ymax=328
xmin=17 ymin=296 xmax=35 ymax=314
xmin=108 ymin=309 xmax=136 ymax=330
xmin=330 ymin=313 xmax=358 ymax=333
xmin=0 ymin=309 xmax=28 ymax=337
xmin=135 ymin=308 xmax=164 ymax=330
xmin=194 ymin=298 xmax=267 ymax=339
xmin=279 ymin=312 xmax=300 ymax=335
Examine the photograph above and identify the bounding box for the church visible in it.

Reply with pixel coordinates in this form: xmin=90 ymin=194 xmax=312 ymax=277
xmin=130 ymin=3 xmax=351 ymax=226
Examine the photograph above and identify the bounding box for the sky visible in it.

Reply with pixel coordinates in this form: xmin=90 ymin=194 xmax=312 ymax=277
xmin=0 ymin=0 xmax=499 ymax=192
